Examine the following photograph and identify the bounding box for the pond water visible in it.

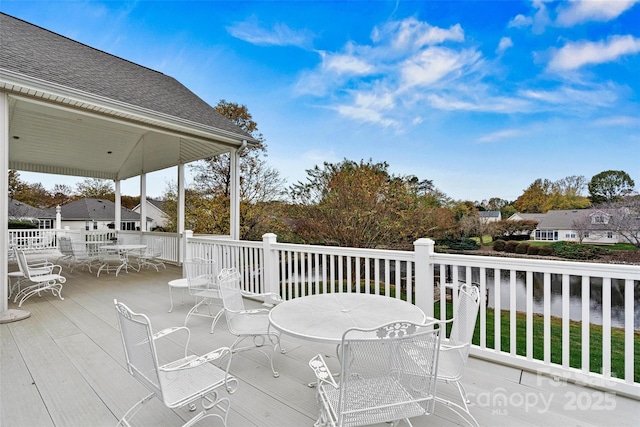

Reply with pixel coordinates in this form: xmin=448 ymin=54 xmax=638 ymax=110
xmin=474 ymin=270 xmax=639 ymax=330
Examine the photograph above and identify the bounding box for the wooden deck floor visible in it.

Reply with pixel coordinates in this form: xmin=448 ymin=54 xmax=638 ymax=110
xmin=2 ymin=261 xmax=638 ymax=427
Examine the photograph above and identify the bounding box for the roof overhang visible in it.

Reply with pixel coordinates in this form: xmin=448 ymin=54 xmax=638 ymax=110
xmin=2 ymin=69 xmax=254 ymax=181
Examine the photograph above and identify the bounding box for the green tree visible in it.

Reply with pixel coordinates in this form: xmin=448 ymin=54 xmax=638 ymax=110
xmin=588 ymin=170 xmax=635 ymax=204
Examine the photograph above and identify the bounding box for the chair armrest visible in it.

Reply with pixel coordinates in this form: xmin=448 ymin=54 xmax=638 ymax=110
xmin=309 ymin=354 xmax=338 ymax=388
xmin=161 ymin=346 xmax=232 ymax=371
xmin=240 ymin=290 xmax=283 ymax=307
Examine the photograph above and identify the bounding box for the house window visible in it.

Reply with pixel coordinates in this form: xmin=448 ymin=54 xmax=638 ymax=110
xmin=592 ymin=215 xmax=609 ymax=225
xmin=121 ymin=221 xmax=136 ymax=231
xmin=584 ymin=232 xmax=590 ymax=238
xmin=535 ymin=230 xmax=559 ymax=241
xmin=565 ymin=232 xmax=575 ymax=239
xmin=85 ymin=221 xmax=98 ymax=230
xmin=607 ymin=232 xmax=614 ymax=239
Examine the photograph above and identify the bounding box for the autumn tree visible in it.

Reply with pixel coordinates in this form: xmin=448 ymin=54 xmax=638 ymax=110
xmin=75 ymin=178 xmax=114 ymax=200
xmin=588 ymin=170 xmax=636 ymax=204
xmin=491 ymin=219 xmax=538 ymax=239
xmin=515 ymin=176 xmax=591 ymax=213
xmin=289 ymin=159 xmax=448 ymax=248
xmin=164 ymin=100 xmax=287 ymax=239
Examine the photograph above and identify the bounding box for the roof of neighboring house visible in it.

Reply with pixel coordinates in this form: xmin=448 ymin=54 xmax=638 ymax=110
xmin=479 ymin=210 xmax=501 ymax=218
xmin=60 ymin=198 xmax=145 ymax=221
xmin=0 ymin=13 xmax=250 ymax=138
xmin=133 ymin=198 xmax=166 ymax=213
xmin=511 ymin=209 xmax=620 ymax=230
xmin=509 ymin=212 xmax=546 ymax=222
xmin=7 ymin=198 xmax=55 ymax=220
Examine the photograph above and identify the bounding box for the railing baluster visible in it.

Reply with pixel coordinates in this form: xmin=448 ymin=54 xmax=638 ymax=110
xmin=624 ymin=278 xmax=634 ymax=383
xmin=602 ymin=277 xmax=611 ymax=379
xmin=543 ymin=272 xmax=551 ymax=364
xmin=581 ymin=275 xmax=590 ymax=375
xmin=510 ymin=270 xmax=517 ymax=356
xmin=562 ymin=274 xmax=570 ymax=368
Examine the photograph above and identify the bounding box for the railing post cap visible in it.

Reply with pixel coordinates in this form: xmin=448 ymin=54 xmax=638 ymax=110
xmin=414 ymin=238 xmax=435 ymax=246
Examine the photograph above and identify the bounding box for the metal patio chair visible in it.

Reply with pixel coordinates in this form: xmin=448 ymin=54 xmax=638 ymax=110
xmin=96 ymin=247 xmax=127 ymax=277
xmin=137 ymin=241 xmax=166 ymax=272
xmin=114 ymin=299 xmax=237 ymax=427
xmin=308 ymin=320 xmax=442 ymax=427
xmin=217 ymin=267 xmax=284 ymax=378
xmin=13 ymin=248 xmax=66 ymax=307
xmin=435 ymin=284 xmax=481 ymax=427
xmin=184 ymin=258 xmax=224 ymax=333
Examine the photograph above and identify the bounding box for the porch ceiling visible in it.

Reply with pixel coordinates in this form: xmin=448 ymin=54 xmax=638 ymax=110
xmin=7 ymin=94 xmax=234 ymax=181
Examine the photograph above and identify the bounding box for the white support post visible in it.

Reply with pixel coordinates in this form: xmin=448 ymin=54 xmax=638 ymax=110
xmin=177 ymin=163 xmax=185 ymax=264
xmin=413 ymin=238 xmax=435 ymax=317
xmin=140 ymin=173 xmax=147 ymax=232
xmin=115 ymin=180 xmax=122 ymax=232
xmin=262 ymin=233 xmax=279 ymax=296
xmin=0 ymin=92 xmax=30 ymax=323
xmin=230 ymin=145 xmax=241 ymax=240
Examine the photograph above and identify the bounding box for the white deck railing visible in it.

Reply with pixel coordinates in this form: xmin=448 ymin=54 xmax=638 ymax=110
xmin=7 ymin=229 xmax=638 ymax=397
xmin=185 ymin=233 xmax=639 ymax=399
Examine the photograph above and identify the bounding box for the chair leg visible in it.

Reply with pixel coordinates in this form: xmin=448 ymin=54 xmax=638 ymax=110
xmin=117 ymin=392 xmax=155 ymax=427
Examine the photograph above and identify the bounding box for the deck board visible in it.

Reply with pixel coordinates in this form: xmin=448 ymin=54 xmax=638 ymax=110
xmin=2 ymin=262 xmax=637 ymax=427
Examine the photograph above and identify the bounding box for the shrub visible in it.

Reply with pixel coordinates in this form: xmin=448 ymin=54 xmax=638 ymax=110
xmin=493 ymin=239 xmax=506 ymax=251
xmin=527 ymin=245 xmax=539 ymax=255
xmin=8 ymin=221 xmax=38 ymax=229
xmin=515 ymin=242 xmax=530 ymax=254
xmin=504 ymin=241 xmax=519 ymax=253
xmin=435 ymin=238 xmax=479 ymax=251
xmin=550 ymin=241 xmax=601 ymax=260
xmin=538 ymin=246 xmax=554 ymax=256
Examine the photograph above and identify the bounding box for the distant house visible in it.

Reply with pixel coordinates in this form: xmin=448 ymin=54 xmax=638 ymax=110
xmin=59 ymin=198 xmax=151 ymax=231
xmin=479 ymin=210 xmax=501 ymax=223
xmin=132 ymin=198 xmax=168 ymax=230
xmin=7 ymin=198 xmax=55 ymax=228
xmin=509 ymin=209 xmax=622 ymax=244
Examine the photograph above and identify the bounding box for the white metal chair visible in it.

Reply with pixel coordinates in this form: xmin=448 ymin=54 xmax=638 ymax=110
xmin=97 ymin=247 xmax=127 ymax=277
xmin=114 ymin=299 xmax=237 ymax=427
xmin=308 ymin=320 xmax=441 ymax=427
xmin=217 ymin=267 xmax=284 ymax=378
xmin=435 ymin=284 xmax=481 ymax=427
xmin=137 ymin=241 xmax=166 ymax=271
xmin=70 ymin=242 xmax=101 ymax=273
xmin=56 ymin=236 xmax=75 ymax=266
xmin=13 ymin=248 xmax=66 ymax=307
xmin=184 ymin=258 xmax=224 ymax=333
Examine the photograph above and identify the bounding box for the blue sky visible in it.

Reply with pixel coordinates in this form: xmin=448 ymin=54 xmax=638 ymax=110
xmin=3 ymin=0 xmax=640 ymax=202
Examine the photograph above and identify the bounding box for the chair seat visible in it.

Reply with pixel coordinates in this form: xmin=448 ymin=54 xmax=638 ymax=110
xmin=321 ymin=376 xmax=427 ymax=426
xmin=227 ymin=311 xmax=271 ymax=335
xmin=160 ymin=357 xmax=229 ymax=408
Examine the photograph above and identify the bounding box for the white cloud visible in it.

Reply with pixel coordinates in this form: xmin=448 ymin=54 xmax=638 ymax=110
xmin=508 ymin=14 xmax=532 ymax=28
xmin=520 ymin=86 xmax=618 ymax=108
xmin=227 ymin=19 xmax=312 ymax=48
xmin=496 ymin=37 xmax=513 ymax=54
xmin=593 ymin=115 xmax=639 ymax=127
xmin=476 ymin=128 xmax=525 ymax=143
xmin=371 ymin=17 xmax=464 ymax=50
xmin=322 ymin=51 xmax=375 ymax=75
xmin=400 ymin=47 xmax=481 ymax=89
xmin=426 ymin=93 xmax=531 ymax=113
xmin=557 ymin=0 xmax=640 ymax=26
xmin=548 ymin=35 xmax=640 ymax=71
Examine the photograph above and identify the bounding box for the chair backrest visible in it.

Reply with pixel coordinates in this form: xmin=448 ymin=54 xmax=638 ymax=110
xmin=336 ymin=321 xmax=441 ymax=425
xmin=448 ymin=284 xmax=480 ymax=358
xmin=217 ymin=268 xmax=245 ymax=315
xmin=114 ymin=300 xmax=163 ymax=398
xmin=184 ymin=258 xmax=218 ymax=296
xmin=14 ymin=247 xmax=27 ymax=276
xmin=58 ymin=237 xmax=74 ymax=256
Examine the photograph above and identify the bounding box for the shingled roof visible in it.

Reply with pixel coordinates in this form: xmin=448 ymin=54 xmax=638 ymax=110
xmin=1 ymin=13 xmax=255 ymax=181
xmin=0 ymin=13 xmax=249 ymax=137
xmin=60 ymin=198 xmax=143 ymax=221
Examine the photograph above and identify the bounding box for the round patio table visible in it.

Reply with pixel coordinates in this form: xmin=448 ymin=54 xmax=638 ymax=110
xmin=268 ymin=293 xmax=426 ymax=344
